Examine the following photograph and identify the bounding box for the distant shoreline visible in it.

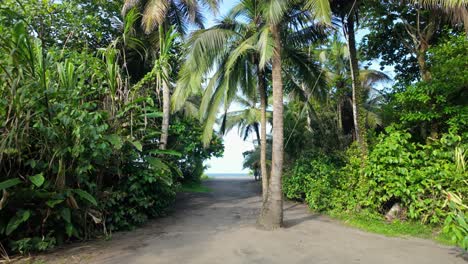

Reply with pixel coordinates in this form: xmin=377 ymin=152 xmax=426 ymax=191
xmin=206 ymin=173 xmax=251 ymax=178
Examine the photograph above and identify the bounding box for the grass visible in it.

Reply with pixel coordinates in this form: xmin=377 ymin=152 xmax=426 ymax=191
xmin=329 ymin=211 xmax=454 ymax=246
xmin=179 ymin=182 xmax=212 ymax=193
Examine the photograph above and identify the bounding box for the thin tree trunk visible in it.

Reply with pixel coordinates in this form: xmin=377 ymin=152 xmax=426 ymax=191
xmin=416 ymin=48 xmax=431 ymax=81
xmin=337 ymin=101 xmax=343 ymax=132
xmin=258 ymin=65 xmax=269 ymax=202
xmin=160 ymin=74 xmax=170 ymax=150
xmin=257 ymin=24 xmax=283 ymax=230
xmin=345 ymin=14 xmax=367 ymax=157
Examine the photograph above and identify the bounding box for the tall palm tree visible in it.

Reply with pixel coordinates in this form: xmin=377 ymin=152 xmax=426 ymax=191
xmin=173 ymin=0 xmax=270 ymax=200
xmin=172 ymin=0 xmax=330 ymax=228
xmin=155 ymin=26 xmax=178 ymax=150
xmin=122 ymin=0 xmax=218 ymax=150
xmin=256 ymin=0 xmax=331 ymax=230
xmin=331 ymin=0 xmax=369 ymax=157
xmin=317 ymin=36 xmax=391 ymax=138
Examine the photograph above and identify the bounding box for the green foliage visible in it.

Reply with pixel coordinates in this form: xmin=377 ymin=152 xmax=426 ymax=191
xmin=363 ymin=128 xmax=466 ymax=224
xmin=169 ymin=117 xmax=224 ymax=183
xmin=0 ymin=13 xmax=222 ymax=254
xmin=331 ymin=211 xmax=452 ymax=244
xmin=283 ymin=151 xmax=342 ymax=211
xmin=394 ymin=35 xmax=468 ymax=137
xmin=179 ymin=182 xmax=212 ymax=193
xmin=443 ymin=189 xmax=468 ymax=250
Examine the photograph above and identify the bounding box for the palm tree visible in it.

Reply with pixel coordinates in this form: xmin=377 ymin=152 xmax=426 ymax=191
xmin=317 ymin=36 xmax=391 ymax=138
xmin=331 ymin=0 xmax=369 ymax=157
xmin=155 ymin=26 xmax=178 ymax=150
xmin=410 ymin=0 xmax=468 ymax=34
xmin=173 ymin=0 xmax=270 ymax=200
xmin=173 ymin=0 xmax=330 ymax=228
xmin=256 ymin=0 xmax=331 ymax=230
xmin=219 ymin=95 xmax=271 ymax=147
xmin=122 ymin=0 xmax=218 ymax=150
xmin=122 ymin=0 xmax=218 ymax=35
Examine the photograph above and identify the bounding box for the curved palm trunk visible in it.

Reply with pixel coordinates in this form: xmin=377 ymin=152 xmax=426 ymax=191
xmin=160 ymin=75 xmax=170 ymax=150
xmin=257 ymin=24 xmax=283 ymax=229
xmin=344 ymin=14 xmax=367 ymax=157
xmin=258 ymin=66 xmax=269 ymax=202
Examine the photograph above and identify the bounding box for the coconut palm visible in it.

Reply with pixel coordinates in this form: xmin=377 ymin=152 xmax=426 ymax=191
xmin=174 ymin=0 xmax=328 ymax=209
xmin=410 ymin=0 xmax=468 ymax=34
xmin=122 ymin=0 xmax=218 ymax=35
xmin=317 ymin=36 xmax=391 ymax=137
xmin=122 ymin=0 xmax=219 ymax=150
xmin=256 ymin=0 xmax=331 ymax=230
xmin=331 ymin=0 xmax=369 ymax=156
xmin=219 ymin=94 xmax=272 ymax=146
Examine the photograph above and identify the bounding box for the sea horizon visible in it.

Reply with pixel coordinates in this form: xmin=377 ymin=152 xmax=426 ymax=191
xmin=206 ymin=172 xmax=251 ymax=178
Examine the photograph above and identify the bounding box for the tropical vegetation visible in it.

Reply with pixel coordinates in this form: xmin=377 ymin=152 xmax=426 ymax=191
xmin=0 ymin=0 xmax=466 ymax=257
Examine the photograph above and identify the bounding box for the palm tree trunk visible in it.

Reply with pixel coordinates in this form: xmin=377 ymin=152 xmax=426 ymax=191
xmin=257 ymin=23 xmax=283 ymax=230
xmin=160 ymin=74 xmax=170 ymax=150
xmin=258 ymin=65 xmax=269 ymax=202
xmin=345 ymin=14 xmax=367 ymax=157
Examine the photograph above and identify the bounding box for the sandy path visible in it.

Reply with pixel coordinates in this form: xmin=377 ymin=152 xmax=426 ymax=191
xmin=36 ymin=179 xmax=466 ymax=264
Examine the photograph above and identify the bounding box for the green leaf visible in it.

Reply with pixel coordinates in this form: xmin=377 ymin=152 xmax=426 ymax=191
xmin=65 ymin=222 xmax=74 ymax=237
xmin=106 ymin=134 xmax=123 ymax=150
xmin=46 ymin=199 xmax=64 ymax=208
xmin=73 ymin=189 xmax=97 ymax=206
xmin=148 ymin=149 xmax=182 ymax=157
xmin=60 ymin=208 xmax=71 ymax=223
xmin=142 ymin=112 xmax=163 ymax=118
xmin=130 ymin=141 xmax=143 ymax=152
xmin=0 ymin=178 xmax=22 ymax=190
xmin=29 ymin=173 xmax=45 ymax=187
xmin=6 ymin=210 xmax=31 ymax=235
xmin=146 ymin=157 xmax=170 ymax=172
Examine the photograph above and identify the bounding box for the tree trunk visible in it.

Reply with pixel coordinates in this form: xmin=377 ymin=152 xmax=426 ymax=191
xmin=416 ymin=46 xmax=431 ymax=81
xmin=345 ymin=14 xmax=367 ymax=157
xmin=258 ymin=65 xmax=269 ymax=202
xmin=257 ymin=24 xmax=283 ymax=230
xmin=160 ymin=75 xmax=170 ymax=150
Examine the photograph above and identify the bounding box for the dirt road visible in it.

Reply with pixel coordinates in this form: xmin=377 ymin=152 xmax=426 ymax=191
xmin=37 ymin=179 xmax=466 ymax=264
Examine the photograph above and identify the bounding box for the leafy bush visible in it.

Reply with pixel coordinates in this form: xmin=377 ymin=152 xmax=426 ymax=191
xmin=283 ymin=151 xmax=342 ymax=211
xmin=363 ymin=128 xmax=467 ymax=224
xmin=443 ymin=189 xmax=468 ymax=251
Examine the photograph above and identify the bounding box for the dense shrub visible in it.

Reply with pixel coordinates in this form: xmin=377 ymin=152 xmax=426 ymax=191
xmin=283 ymin=152 xmax=342 ymax=211
xmin=363 ymin=128 xmax=467 ymax=224
xmin=0 ymin=22 xmax=221 ymax=254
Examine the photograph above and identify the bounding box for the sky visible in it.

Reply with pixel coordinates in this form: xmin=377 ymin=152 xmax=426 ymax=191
xmin=201 ymin=0 xmax=255 ymax=174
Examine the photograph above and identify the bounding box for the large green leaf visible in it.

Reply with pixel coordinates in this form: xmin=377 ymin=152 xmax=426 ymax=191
xmin=130 ymin=140 xmax=143 ymax=152
xmin=106 ymin=134 xmax=123 ymax=150
xmin=29 ymin=173 xmax=45 ymax=187
xmin=6 ymin=210 xmax=31 ymax=235
xmin=146 ymin=157 xmax=170 ymax=172
xmin=65 ymin=222 xmax=74 ymax=237
xmin=0 ymin=178 xmax=22 ymax=190
xmin=73 ymin=189 xmax=97 ymax=206
xmin=60 ymin=208 xmax=71 ymax=223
